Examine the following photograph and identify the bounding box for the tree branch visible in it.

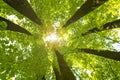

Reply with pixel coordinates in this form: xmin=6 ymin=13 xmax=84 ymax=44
xmin=3 ymin=0 xmax=42 ymax=25
xmin=103 ymin=36 xmax=120 ymax=44
xmin=0 ymin=16 xmax=32 ymax=35
xmin=78 ymin=48 xmax=120 ymax=61
xmin=63 ymin=0 xmax=108 ymax=28
xmin=82 ymin=19 xmax=120 ymax=36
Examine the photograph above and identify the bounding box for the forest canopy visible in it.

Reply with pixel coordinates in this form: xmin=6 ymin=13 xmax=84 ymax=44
xmin=0 ymin=0 xmax=120 ymax=80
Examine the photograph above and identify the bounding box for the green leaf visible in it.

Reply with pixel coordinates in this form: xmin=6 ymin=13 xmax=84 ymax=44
xmin=0 ymin=21 xmax=7 ymax=30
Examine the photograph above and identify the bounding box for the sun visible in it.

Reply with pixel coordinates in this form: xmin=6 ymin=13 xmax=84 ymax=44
xmin=43 ymin=32 xmax=60 ymax=42
xmin=43 ymin=32 xmax=62 ymax=48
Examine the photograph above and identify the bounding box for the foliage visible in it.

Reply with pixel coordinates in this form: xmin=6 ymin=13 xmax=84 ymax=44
xmin=0 ymin=0 xmax=120 ymax=80
xmin=0 ymin=21 xmax=7 ymax=30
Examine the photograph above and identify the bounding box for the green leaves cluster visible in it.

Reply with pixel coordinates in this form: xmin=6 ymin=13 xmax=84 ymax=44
xmin=0 ymin=0 xmax=120 ymax=80
xmin=0 ymin=21 xmax=7 ymax=30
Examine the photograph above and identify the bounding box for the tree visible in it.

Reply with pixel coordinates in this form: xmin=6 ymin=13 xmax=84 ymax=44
xmin=3 ymin=0 xmax=42 ymax=25
xmin=0 ymin=16 xmax=32 ymax=35
xmin=82 ymin=19 xmax=120 ymax=36
xmin=0 ymin=0 xmax=120 ymax=80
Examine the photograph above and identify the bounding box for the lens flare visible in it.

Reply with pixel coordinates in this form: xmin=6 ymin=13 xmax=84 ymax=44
xmin=43 ymin=33 xmax=60 ymax=42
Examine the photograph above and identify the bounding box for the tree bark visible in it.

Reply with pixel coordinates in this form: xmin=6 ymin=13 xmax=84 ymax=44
xmin=53 ymin=66 xmax=62 ymax=80
xmin=3 ymin=0 xmax=42 ymax=25
xmin=54 ymin=49 xmax=76 ymax=80
xmin=82 ymin=19 xmax=120 ymax=36
xmin=63 ymin=0 xmax=108 ymax=28
xmin=78 ymin=48 xmax=120 ymax=61
xmin=0 ymin=16 xmax=32 ymax=35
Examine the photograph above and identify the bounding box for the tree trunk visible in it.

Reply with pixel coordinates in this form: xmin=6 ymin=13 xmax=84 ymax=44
xmin=63 ymin=0 xmax=108 ymax=28
xmin=3 ymin=0 xmax=42 ymax=25
xmin=0 ymin=16 xmax=32 ymax=35
xmin=53 ymin=66 xmax=62 ymax=80
xmin=82 ymin=19 xmax=120 ymax=36
xmin=54 ymin=49 xmax=76 ymax=80
xmin=78 ymin=48 xmax=120 ymax=61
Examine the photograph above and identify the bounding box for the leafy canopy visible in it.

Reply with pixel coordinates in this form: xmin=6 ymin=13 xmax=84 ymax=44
xmin=0 ymin=0 xmax=120 ymax=80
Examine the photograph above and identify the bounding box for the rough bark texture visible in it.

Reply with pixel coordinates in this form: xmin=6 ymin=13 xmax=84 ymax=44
xmin=82 ymin=19 xmax=120 ymax=36
xmin=54 ymin=49 xmax=76 ymax=80
xmin=0 ymin=16 xmax=32 ymax=35
xmin=78 ymin=48 xmax=120 ymax=61
xmin=63 ymin=0 xmax=108 ymax=28
xmin=3 ymin=0 xmax=42 ymax=25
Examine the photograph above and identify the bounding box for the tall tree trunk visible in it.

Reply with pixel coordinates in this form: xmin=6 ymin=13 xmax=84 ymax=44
xmin=53 ymin=66 xmax=62 ymax=80
xmin=3 ymin=0 xmax=42 ymax=25
xmin=63 ymin=0 xmax=108 ymax=28
xmin=0 ymin=16 xmax=32 ymax=35
xmin=82 ymin=19 xmax=120 ymax=36
xmin=54 ymin=49 xmax=76 ymax=80
xmin=78 ymin=48 xmax=120 ymax=61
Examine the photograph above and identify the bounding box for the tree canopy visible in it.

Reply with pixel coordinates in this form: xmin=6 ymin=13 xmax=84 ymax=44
xmin=0 ymin=0 xmax=120 ymax=80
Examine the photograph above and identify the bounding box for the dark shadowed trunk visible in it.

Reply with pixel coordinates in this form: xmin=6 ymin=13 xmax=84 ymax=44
xmin=53 ymin=66 xmax=62 ymax=80
xmin=0 ymin=16 xmax=32 ymax=35
xmin=78 ymin=48 xmax=120 ymax=61
xmin=54 ymin=49 xmax=76 ymax=80
xmin=3 ymin=0 xmax=42 ymax=25
xmin=63 ymin=0 xmax=108 ymax=28
xmin=82 ymin=19 xmax=120 ymax=36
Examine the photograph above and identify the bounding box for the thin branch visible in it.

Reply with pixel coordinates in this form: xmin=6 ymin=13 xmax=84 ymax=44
xmin=82 ymin=19 xmax=120 ymax=36
xmin=0 ymin=16 xmax=32 ymax=35
xmin=63 ymin=0 xmax=108 ymax=28
xmin=103 ymin=36 xmax=120 ymax=44
xmin=78 ymin=48 xmax=120 ymax=61
xmin=3 ymin=0 xmax=42 ymax=25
